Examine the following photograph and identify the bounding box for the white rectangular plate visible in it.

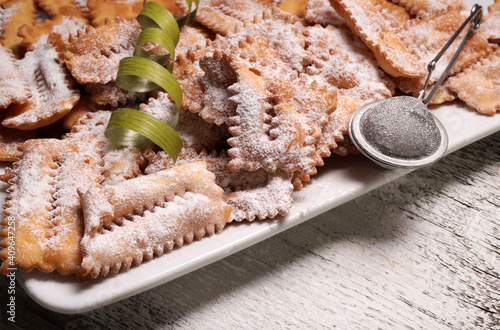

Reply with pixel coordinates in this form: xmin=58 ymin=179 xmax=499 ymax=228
xmin=9 ymin=101 xmax=499 ymax=314
xmin=5 ymin=0 xmax=498 ymax=314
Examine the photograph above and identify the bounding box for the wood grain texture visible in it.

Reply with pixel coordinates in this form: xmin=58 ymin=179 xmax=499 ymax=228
xmin=1 ymin=131 xmax=499 ymax=330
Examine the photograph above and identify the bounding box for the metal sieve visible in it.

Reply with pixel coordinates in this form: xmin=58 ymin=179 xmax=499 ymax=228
xmin=349 ymin=4 xmax=483 ymax=169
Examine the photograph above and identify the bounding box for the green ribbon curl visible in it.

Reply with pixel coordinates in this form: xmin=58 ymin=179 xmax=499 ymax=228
xmin=105 ymin=0 xmax=199 ymax=162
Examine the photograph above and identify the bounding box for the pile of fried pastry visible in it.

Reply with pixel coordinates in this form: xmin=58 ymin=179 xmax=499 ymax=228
xmin=0 ymin=0 xmax=498 ymax=279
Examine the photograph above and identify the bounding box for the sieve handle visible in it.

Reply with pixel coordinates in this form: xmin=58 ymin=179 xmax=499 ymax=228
xmin=418 ymin=4 xmax=482 ymax=105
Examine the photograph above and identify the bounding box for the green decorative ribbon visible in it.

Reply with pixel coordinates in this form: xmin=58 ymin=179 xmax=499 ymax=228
xmin=106 ymin=108 xmax=183 ymax=160
xmin=105 ymin=0 xmax=199 ymax=162
xmin=176 ymin=0 xmax=199 ymax=28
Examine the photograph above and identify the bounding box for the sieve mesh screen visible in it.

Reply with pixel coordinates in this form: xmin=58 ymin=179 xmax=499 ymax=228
xmin=360 ymin=97 xmax=441 ymax=160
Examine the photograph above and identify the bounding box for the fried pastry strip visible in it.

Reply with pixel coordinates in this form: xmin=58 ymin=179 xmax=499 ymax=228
xmin=236 ymin=36 xmax=336 ymax=162
xmin=54 ymin=18 xmax=141 ymax=84
xmin=35 ymin=0 xmax=88 ymax=18
xmin=85 ymin=83 xmax=147 ymax=107
xmin=391 ymin=0 xmax=464 ymax=17
xmin=0 ymin=46 xmax=31 ymax=109
xmin=329 ymin=0 xmax=422 ymax=78
xmin=173 ymin=26 xmax=213 ymax=113
xmin=330 ymin=0 xmax=493 ymax=97
xmin=79 ymin=161 xmax=232 ymax=278
xmin=302 ymin=24 xmax=395 ymax=154
xmin=87 ymin=0 xmax=183 ymax=26
xmin=198 ymin=7 xmax=390 ymax=160
xmin=200 ymin=33 xmax=339 ymax=176
xmin=481 ymin=0 xmax=500 ymax=43
xmin=234 ymin=8 xmax=308 ymax=73
xmin=2 ymin=38 xmax=80 ymax=130
xmin=223 ymin=167 xmax=293 ymax=221
xmin=67 ymin=110 xmax=147 ymax=185
xmin=201 ymin=11 xmax=394 ymax=160
xmin=207 ymin=34 xmax=336 ymax=129
xmin=196 ymin=0 xmax=275 ymax=35
xmin=0 ymin=125 xmax=37 ymax=161
xmin=304 ymin=0 xmax=345 ymax=27
xmin=18 ymin=14 xmax=88 ymax=51
xmin=393 ymin=9 xmax=492 ymax=98
xmin=62 ymin=95 xmax=100 ymax=130
xmin=181 ymin=8 xmax=308 ymax=120
xmin=0 ymin=136 xmax=104 ymax=275
xmin=277 ymin=0 xmax=308 ymax=17
xmin=196 ymin=45 xmax=237 ymax=125
xmin=0 ymin=0 xmax=36 ymax=56
xmin=226 ymin=59 xmax=320 ymax=176
xmin=144 ymin=149 xmax=294 ymax=222
xmin=447 ymin=49 xmax=500 ymax=115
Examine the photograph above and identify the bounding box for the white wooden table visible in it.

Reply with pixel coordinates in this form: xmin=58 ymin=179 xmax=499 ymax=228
xmin=1 ymin=130 xmax=499 ymax=329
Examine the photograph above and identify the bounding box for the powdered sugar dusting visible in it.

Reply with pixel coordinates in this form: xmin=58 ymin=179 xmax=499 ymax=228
xmin=68 ymin=110 xmax=146 ymax=186
xmin=305 ymin=0 xmax=345 ymax=27
xmin=19 ymin=37 xmax=76 ymax=107
xmin=2 ymin=37 xmax=80 ymax=129
xmin=332 ymin=0 xmax=425 ymax=77
xmin=9 ymin=142 xmax=57 ymax=217
xmin=0 ymin=4 xmax=20 ymax=32
xmin=447 ymin=49 xmax=500 ymax=115
xmin=51 ymin=16 xmax=88 ymax=39
xmin=481 ymin=7 xmax=500 ymax=42
xmin=81 ymin=192 xmax=210 ymax=271
xmin=79 ymin=162 xmax=231 ymax=277
xmin=1 ymin=136 xmax=104 ymax=274
xmin=85 ymin=83 xmax=147 ymax=107
xmin=393 ymin=0 xmax=465 ymax=18
xmin=227 ymin=66 xmax=320 ymax=175
xmin=139 ymin=91 xmax=229 ymax=151
xmin=0 ymin=46 xmax=31 ymax=108
xmin=225 ymin=168 xmax=293 ymax=221
xmin=139 ymin=92 xmax=178 ymax=123
xmin=143 ymin=149 xmax=294 ymax=222
xmin=305 ymin=25 xmax=394 ymax=102
xmin=197 ymin=0 xmax=282 ymax=35
xmin=72 ymin=0 xmax=89 ymax=13
xmin=175 ymin=25 xmax=212 ymax=60
xmin=302 ymin=24 xmax=395 ymax=148
xmin=59 ymin=19 xmax=141 ymax=84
